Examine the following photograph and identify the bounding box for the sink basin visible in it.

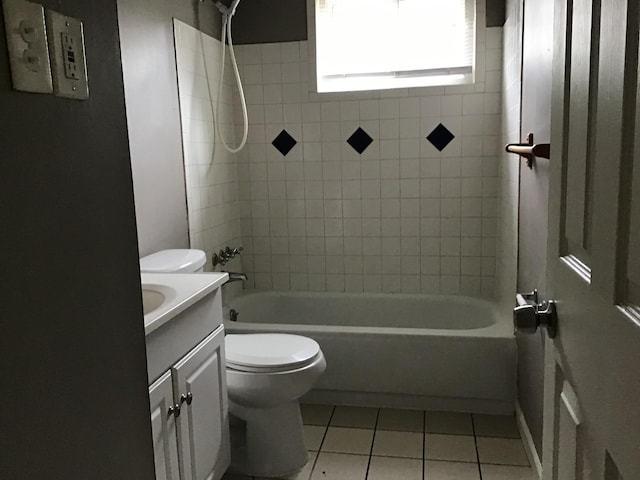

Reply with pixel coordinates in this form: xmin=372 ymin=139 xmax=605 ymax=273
xmin=141 ymin=284 xmax=176 ymax=316
xmin=142 ymin=288 xmax=166 ymax=315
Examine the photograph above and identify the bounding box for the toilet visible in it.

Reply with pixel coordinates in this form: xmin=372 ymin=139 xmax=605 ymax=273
xmin=225 ymin=333 xmax=326 ymax=477
xmin=139 ymin=248 xmax=207 ymax=273
xmin=140 ymin=249 xmax=327 ymax=477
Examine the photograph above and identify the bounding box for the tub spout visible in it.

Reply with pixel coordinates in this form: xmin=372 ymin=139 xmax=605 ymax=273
xmin=223 ymin=271 xmax=248 ymax=284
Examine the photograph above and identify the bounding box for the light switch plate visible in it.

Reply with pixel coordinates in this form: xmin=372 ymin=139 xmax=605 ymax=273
xmin=45 ymin=9 xmax=89 ymax=100
xmin=2 ymin=0 xmax=53 ymax=93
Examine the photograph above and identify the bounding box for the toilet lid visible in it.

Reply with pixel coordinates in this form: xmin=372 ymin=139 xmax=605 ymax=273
xmin=140 ymin=249 xmax=206 ymax=273
xmin=225 ymin=334 xmax=321 ymax=370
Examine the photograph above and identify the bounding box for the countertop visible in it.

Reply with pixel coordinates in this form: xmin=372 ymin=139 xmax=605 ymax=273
xmin=142 ymin=272 xmax=228 ymax=335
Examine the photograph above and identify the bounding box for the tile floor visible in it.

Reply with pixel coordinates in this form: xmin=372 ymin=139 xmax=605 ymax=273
xmin=222 ymin=405 xmax=537 ymax=480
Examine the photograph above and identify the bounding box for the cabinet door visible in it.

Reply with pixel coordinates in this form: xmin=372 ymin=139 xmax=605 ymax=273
xmin=172 ymin=326 xmax=230 ymax=480
xmin=149 ymin=371 xmax=180 ymax=480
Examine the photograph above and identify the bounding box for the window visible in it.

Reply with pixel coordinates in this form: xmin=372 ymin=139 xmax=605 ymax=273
xmin=314 ymin=0 xmax=476 ymax=93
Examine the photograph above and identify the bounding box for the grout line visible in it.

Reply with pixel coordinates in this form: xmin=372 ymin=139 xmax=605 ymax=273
xmin=307 ymin=405 xmax=336 ymax=480
xmin=363 ymin=408 xmax=381 ymax=479
xmin=422 ymin=410 xmax=426 ymax=480
xmin=317 ymin=406 xmax=336 ymax=449
xmin=479 ymin=461 xmax=535 ymax=467
xmin=424 ymin=430 xmax=478 ymax=438
xmin=471 ymin=413 xmax=483 ymax=480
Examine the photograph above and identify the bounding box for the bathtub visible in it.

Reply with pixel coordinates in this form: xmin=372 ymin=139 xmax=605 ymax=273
xmin=224 ymin=291 xmax=516 ymax=414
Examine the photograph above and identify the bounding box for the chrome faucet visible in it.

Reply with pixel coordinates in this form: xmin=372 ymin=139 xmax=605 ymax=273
xmin=223 ymin=272 xmax=248 ymax=284
xmin=212 ymin=246 xmax=243 ymax=267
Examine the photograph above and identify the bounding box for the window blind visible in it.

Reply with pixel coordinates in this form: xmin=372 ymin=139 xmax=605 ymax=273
xmin=315 ymin=0 xmax=475 ymax=92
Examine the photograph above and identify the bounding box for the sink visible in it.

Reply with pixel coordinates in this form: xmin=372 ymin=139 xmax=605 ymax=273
xmin=141 ymin=284 xmax=176 ymax=317
xmin=142 ymin=287 xmax=166 ymax=315
xmin=141 ymin=273 xmax=228 ymax=335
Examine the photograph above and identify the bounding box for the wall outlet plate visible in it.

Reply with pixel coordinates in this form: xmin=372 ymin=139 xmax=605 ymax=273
xmin=2 ymin=0 xmax=53 ymax=93
xmin=45 ymin=9 xmax=89 ymax=100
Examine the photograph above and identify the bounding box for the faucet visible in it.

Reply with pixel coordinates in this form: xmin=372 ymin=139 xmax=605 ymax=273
xmin=223 ymin=272 xmax=248 ymax=284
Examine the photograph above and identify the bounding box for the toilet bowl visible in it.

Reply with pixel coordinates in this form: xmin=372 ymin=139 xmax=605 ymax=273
xmin=225 ymin=333 xmax=326 ymax=478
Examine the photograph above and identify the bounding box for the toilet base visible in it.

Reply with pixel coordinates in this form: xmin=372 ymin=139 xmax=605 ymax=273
xmin=227 ymin=399 xmax=309 ymax=478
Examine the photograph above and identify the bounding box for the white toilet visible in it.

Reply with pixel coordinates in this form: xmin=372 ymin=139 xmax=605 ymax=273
xmin=225 ymin=333 xmax=326 ymax=478
xmin=139 ymin=248 xmax=207 ymax=273
xmin=140 ymin=249 xmax=327 ymax=477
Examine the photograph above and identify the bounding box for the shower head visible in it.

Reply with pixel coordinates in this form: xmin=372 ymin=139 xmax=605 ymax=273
xmin=213 ymin=0 xmax=241 ymax=18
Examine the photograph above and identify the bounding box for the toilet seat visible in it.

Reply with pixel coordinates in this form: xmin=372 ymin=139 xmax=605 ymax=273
xmin=225 ymin=334 xmax=321 ymax=373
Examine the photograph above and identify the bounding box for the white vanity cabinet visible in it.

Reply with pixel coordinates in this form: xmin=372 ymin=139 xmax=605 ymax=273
xmin=149 ymin=327 xmax=229 ymax=480
xmin=143 ymin=274 xmax=230 ymax=480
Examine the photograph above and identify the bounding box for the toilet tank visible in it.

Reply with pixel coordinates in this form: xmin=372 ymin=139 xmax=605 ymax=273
xmin=140 ymin=249 xmax=207 ymax=273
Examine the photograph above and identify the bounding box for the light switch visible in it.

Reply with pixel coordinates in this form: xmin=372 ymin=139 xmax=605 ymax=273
xmin=46 ymin=9 xmax=89 ymax=100
xmin=2 ymin=0 xmax=53 ymax=93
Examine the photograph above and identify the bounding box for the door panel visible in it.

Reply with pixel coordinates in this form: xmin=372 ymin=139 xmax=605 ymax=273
xmin=563 ymin=0 xmax=600 ymax=263
xmin=173 ymin=327 xmax=230 ymax=480
xmin=149 ymin=371 xmax=180 ymax=480
xmin=620 ymin=5 xmax=640 ymax=311
xmin=546 ymin=0 xmax=640 ymax=478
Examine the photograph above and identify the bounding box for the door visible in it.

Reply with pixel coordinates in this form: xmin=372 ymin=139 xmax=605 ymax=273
xmin=149 ymin=371 xmax=180 ymax=480
xmin=172 ymin=327 xmax=230 ymax=480
xmin=544 ymin=0 xmax=640 ymax=478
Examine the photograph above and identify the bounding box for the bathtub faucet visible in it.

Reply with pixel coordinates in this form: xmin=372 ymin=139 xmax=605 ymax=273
xmin=223 ymin=271 xmax=248 ymax=284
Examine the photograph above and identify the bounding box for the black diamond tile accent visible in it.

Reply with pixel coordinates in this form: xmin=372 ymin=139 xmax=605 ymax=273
xmin=272 ymin=129 xmax=297 ymax=156
xmin=347 ymin=127 xmax=374 ymax=154
xmin=426 ymin=123 xmax=455 ymax=151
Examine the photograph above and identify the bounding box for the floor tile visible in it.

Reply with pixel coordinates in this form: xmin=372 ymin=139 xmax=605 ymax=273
xmin=309 ymin=452 xmax=369 ymax=480
xmin=481 ymin=464 xmax=538 ymax=480
xmin=424 ymin=434 xmax=477 ymax=463
xmin=371 ymin=430 xmax=423 ymax=459
xmin=377 ymin=408 xmax=424 ymax=432
xmin=473 ymin=414 xmax=520 ymax=438
xmin=301 ymin=404 xmax=334 ymax=426
xmin=304 ymin=425 xmax=327 ymax=451
xmin=424 ymin=460 xmax=481 ymax=479
xmin=330 ymin=406 xmax=378 ymax=428
xmin=275 ymin=450 xmax=317 ymax=480
xmin=425 ymin=411 xmax=474 ymax=435
xmin=476 ymin=437 xmax=530 ymax=466
xmin=321 ymin=427 xmax=374 ymax=455
xmin=367 ymin=456 xmax=422 ymax=480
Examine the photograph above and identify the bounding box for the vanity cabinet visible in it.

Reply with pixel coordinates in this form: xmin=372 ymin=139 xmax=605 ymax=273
xmin=143 ymin=276 xmax=230 ymax=480
xmin=149 ymin=326 xmax=229 ymax=480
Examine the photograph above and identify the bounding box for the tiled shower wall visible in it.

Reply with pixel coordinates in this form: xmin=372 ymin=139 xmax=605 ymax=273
xmin=496 ymin=0 xmax=522 ymax=310
xmin=232 ymin=28 xmax=505 ymax=296
xmin=174 ymin=21 xmax=243 ymax=274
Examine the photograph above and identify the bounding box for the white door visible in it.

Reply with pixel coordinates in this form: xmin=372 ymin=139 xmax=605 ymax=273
xmin=149 ymin=371 xmax=180 ymax=480
xmin=544 ymin=0 xmax=640 ymax=478
xmin=172 ymin=327 xmax=230 ymax=480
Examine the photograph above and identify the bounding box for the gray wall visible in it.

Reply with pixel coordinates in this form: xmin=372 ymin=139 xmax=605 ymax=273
xmin=232 ymin=0 xmax=506 ymax=44
xmin=118 ymin=0 xmax=222 ymax=257
xmin=0 ymin=1 xmax=154 ymax=478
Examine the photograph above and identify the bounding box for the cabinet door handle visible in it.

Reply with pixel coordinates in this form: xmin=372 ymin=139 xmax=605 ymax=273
xmin=167 ymin=404 xmax=181 ymax=418
xmin=180 ymin=392 xmax=193 ymax=406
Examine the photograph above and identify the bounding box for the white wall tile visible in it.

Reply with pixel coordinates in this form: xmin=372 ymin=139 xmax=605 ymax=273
xmin=232 ymin=33 xmax=504 ymax=295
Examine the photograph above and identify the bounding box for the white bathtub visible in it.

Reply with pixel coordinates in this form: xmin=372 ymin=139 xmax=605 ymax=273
xmin=224 ymin=291 xmax=516 ymax=414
